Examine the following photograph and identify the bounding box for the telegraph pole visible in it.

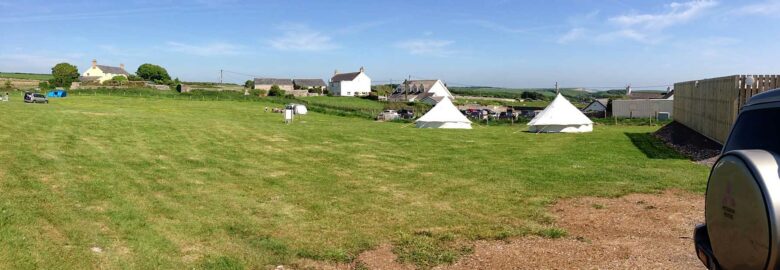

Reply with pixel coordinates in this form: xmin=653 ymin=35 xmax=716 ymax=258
xmin=220 ymin=69 xmax=223 ymax=84
xmin=555 ymin=82 xmax=559 ymax=94
xmin=404 ymin=75 xmax=410 ymax=101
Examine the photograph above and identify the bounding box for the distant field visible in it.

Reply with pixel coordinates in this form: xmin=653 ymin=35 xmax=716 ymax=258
xmin=0 ymin=72 xmax=53 ymax=80
xmin=0 ymin=95 xmax=708 ymax=269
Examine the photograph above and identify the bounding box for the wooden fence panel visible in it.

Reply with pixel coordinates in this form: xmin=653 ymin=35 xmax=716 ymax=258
xmin=674 ymin=74 xmax=780 ymax=144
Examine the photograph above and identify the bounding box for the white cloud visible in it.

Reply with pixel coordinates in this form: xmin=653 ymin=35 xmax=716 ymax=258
xmin=559 ymin=1 xmax=716 ymax=44
xmin=735 ymin=0 xmax=780 ymax=15
xmin=608 ymin=0 xmax=717 ymax=30
xmin=557 ymin=27 xmax=587 ymax=44
xmin=0 ymin=52 xmax=83 ymax=73
xmin=459 ymin=19 xmax=564 ymax=34
xmin=596 ymin=29 xmax=658 ymax=44
xmin=166 ymin=41 xmax=243 ymax=56
xmin=395 ymin=39 xmax=455 ymax=56
xmin=268 ymin=24 xmax=337 ymax=51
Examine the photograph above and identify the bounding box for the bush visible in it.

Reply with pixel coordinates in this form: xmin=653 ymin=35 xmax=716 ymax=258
xmin=127 ymin=74 xmax=143 ymax=81
xmin=2 ymin=80 xmax=14 ymax=91
xmin=244 ymin=80 xmax=254 ymax=89
xmin=268 ymin=85 xmax=285 ymax=96
xmin=38 ymin=81 xmax=53 ymax=91
xmin=111 ymin=76 xmax=128 ymax=85
xmin=249 ymin=89 xmax=266 ymax=96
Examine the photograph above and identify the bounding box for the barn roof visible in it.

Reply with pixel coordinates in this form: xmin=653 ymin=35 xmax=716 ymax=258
xmin=294 ymin=79 xmax=326 ymax=87
xmin=97 ymin=65 xmax=129 ymax=75
xmin=254 ymin=78 xmax=293 ymax=86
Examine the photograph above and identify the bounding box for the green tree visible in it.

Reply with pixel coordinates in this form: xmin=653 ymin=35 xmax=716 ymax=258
xmin=127 ymin=74 xmax=143 ymax=81
xmin=373 ymin=85 xmax=393 ymax=96
xmin=38 ymin=81 xmax=52 ymax=90
xmin=3 ymin=80 xmax=14 ymax=91
xmin=136 ymin=63 xmax=171 ymax=82
xmin=244 ymin=80 xmax=255 ymax=89
xmin=50 ymin=62 xmax=79 ymax=88
xmin=268 ymin=85 xmax=285 ymax=96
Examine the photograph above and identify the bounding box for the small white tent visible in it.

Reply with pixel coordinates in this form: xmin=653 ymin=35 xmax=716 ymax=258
xmin=528 ymin=94 xmax=593 ymax=133
xmin=416 ymin=98 xmax=472 ymax=129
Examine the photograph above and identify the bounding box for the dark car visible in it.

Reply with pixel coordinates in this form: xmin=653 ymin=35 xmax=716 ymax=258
xmin=397 ymin=109 xmax=415 ymax=119
xmin=498 ymin=111 xmax=516 ymax=120
xmin=24 ymin=92 xmax=48 ymax=103
xmin=694 ymin=89 xmax=780 ymax=269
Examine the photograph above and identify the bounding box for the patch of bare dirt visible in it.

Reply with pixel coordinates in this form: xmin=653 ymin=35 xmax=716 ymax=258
xmin=297 ymin=190 xmax=704 ymax=270
xmin=437 ymin=190 xmax=704 ymax=270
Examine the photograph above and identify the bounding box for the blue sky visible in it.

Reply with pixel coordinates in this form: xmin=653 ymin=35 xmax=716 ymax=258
xmin=1 ymin=0 xmax=779 ymax=88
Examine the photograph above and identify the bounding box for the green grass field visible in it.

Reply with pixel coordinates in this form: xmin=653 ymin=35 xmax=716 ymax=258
xmin=0 ymin=96 xmax=708 ymax=269
xmin=300 ymin=96 xmax=385 ymax=111
xmin=0 ymin=72 xmax=53 ymax=81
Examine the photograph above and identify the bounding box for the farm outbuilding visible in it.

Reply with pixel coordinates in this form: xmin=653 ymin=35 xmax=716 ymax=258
xmin=612 ymin=99 xmax=673 ymax=119
xmin=254 ymin=78 xmax=294 ymax=92
xmin=674 ymin=75 xmax=780 ymax=143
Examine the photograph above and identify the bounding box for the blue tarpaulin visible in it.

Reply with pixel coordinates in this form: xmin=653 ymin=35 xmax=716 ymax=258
xmin=47 ymin=90 xmax=67 ymax=98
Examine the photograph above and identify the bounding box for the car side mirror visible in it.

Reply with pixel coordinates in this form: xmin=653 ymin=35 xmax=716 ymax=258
xmin=705 ymin=150 xmax=780 ymax=269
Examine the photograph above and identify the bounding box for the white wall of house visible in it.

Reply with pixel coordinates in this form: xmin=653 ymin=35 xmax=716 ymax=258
xmin=81 ymin=66 xmax=128 ymax=83
xmin=331 ymin=72 xmax=371 ymax=96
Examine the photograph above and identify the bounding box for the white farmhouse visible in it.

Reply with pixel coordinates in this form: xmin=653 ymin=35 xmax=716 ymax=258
xmin=329 ymin=67 xmax=371 ymax=97
xmin=389 ymin=79 xmax=453 ymax=105
xmin=80 ymin=59 xmax=130 ymax=84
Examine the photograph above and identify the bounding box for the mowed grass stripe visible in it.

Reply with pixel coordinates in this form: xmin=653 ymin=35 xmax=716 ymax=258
xmin=0 ymin=96 xmax=708 ymax=269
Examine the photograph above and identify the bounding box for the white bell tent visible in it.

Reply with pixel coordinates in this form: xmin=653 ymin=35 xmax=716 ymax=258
xmin=527 ymin=94 xmax=593 ymax=133
xmin=416 ymin=98 xmax=472 ymax=129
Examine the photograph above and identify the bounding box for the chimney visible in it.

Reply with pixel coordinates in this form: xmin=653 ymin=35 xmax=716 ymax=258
xmin=92 ymin=59 xmax=97 ymax=68
xmin=359 ymin=66 xmax=365 ymax=73
xmin=334 ymin=69 xmax=338 ymax=76
xmin=626 ymin=84 xmax=632 ymax=95
xmin=120 ymin=63 xmax=125 ymax=70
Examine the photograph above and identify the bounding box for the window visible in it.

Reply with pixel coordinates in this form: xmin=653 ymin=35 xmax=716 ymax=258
xmin=724 ymin=107 xmax=780 ymax=155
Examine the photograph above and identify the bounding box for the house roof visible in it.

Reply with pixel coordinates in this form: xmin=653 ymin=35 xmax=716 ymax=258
xmin=628 ymin=92 xmax=665 ymax=99
xmin=404 ymin=80 xmax=438 ymax=90
xmin=96 ymin=65 xmax=129 ymax=75
xmin=331 ymin=72 xmax=361 ymax=82
xmin=254 ymin=78 xmax=293 ymax=86
xmin=662 ymin=90 xmax=674 ymax=99
xmin=294 ymin=79 xmax=326 ymax=88
xmin=390 ymin=79 xmax=450 ymax=101
xmin=596 ymin=98 xmax=609 ymax=107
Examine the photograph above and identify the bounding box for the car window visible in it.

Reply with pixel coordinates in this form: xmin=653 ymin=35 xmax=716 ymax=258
xmin=724 ymin=107 xmax=780 ymax=155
